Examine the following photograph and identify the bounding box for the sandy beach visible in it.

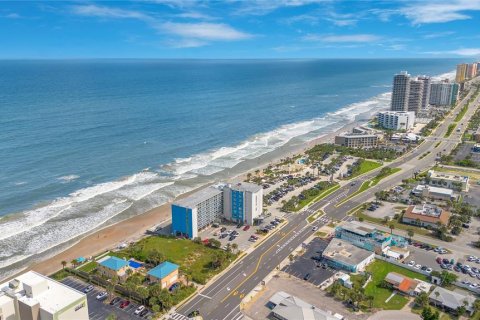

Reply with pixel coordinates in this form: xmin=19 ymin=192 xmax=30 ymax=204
xmin=12 ymin=117 xmax=366 ymax=280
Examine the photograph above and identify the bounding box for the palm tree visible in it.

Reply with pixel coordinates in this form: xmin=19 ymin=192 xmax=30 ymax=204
xmin=61 ymin=261 xmax=67 ymax=270
xmin=389 ymin=223 xmax=395 ymax=234
xmin=137 ymin=286 xmax=149 ymax=306
xmin=407 ymin=229 xmax=414 ymax=241
xmin=231 ymin=243 xmax=238 ymax=254
xmin=70 ymin=259 xmax=77 ymax=268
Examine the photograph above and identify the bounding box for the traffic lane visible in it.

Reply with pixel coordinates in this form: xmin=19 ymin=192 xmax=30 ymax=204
xmin=207 ymin=220 xmax=318 ymax=320
xmin=179 ymin=214 xmax=309 ymax=315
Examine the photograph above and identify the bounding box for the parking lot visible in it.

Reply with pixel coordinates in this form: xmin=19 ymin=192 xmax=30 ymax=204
xmin=282 ymin=238 xmax=335 ymax=286
xmin=61 ymin=277 xmax=151 ymax=320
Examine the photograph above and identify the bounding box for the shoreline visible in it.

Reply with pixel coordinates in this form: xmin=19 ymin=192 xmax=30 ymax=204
xmin=4 ymin=115 xmax=368 ymax=282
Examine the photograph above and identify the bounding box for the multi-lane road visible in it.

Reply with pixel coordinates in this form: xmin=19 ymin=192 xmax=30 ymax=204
xmin=174 ymin=80 xmax=480 ymax=320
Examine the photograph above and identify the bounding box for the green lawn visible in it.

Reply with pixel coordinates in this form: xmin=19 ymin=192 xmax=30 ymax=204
xmin=78 ymin=261 xmax=98 ymax=273
xmin=454 ymin=104 xmax=468 ymax=122
xmin=445 ymin=124 xmax=456 ymax=137
xmin=50 ymin=269 xmax=71 ymax=281
xmin=346 ymin=160 xmax=382 ymax=179
xmin=116 ymin=236 xmax=237 ymax=284
xmin=294 ymin=183 xmax=340 ymax=212
xmin=364 ymin=260 xmax=428 ymax=310
xmin=356 ymin=210 xmax=432 ymax=237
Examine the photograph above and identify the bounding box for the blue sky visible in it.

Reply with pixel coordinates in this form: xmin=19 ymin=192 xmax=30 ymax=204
xmin=1 ymin=0 xmax=480 ymax=59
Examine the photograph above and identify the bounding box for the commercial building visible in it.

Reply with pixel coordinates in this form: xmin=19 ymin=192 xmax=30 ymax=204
xmin=268 ymin=291 xmax=341 ymax=320
xmin=427 ymin=170 xmax=469 ymax=191
xmin=429 ymin=286 xmax=475 ymax=316
xmin=411 ymin=185 xmax=457 ymax=201
xmin=147 ymin=261 xmax=179 ymax=289
xmin=223 ymin=182 xmax=263 ymax=225
xmin=391 ymin=71 xmax=411 ymax=112
xmin=335 ymin=221 xmax=392 ymax=254
xmin=171 ymin=182 xmax=262 ymax=239
xmin=456 ymin=63 xmax=468 ymax=83
xmin=171 ymin=186 xmax=224 ymax=239
xmin=334 ymin=132 xmax=378 ymax=148
xmin=402 ymin=204 xmax=451 ymax=228
xmin=0 ymin=271 xmax=89 ymax=320
xmin=322 ymin=238 xmax=375 ymax=272
xmin=429 ymin=80 xmax=459 ymax=107
xmin=377 ymin=111 xmax=416 ymax=131
xmin=407 ymin=79 xmax=424 ymax=114
xmin=384 ymin=272 xmax=432 ymax=296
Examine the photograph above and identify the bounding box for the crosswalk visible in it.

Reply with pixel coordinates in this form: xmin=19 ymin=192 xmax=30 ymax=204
xmin=169 ymin=313 xmax=189 ymax=320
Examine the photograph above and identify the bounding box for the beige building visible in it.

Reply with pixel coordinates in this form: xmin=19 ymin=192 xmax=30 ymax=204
xmin=97 ymin=255 xmax=130 ymax=281
xmin=147 ymin=261 xmax=179 ymax=289
xmin=402 ymin=204 xmax=451 ymax=228
xmin=334 ymin=132 xmax=378 ymax=148
xmin=427 ymin=170 xmax=469 ymax=192
xmin=0 ymin=271 xmax=88 ymax=320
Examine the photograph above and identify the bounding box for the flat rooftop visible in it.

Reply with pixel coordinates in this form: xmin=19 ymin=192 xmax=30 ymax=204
xmin=410 ymin=204 xmax=442 ymax=217
xmin=338 ymin=221 xmax=375 ymax=237
xmin=0 ymin=271 xmax=85 ymax=314
xmin=337 ymin=132 xmax=377 ymax=138
xmin=413 ymin=185 xmax=454 ymax=196
xmin=173 ymin=186 xmax=223 ymax=209
xmin=227 ymin=182 xmax=262 ymax=193
xmin=323 ymin=238 xmax=373 ymax=266
xmin=428 ymin=170 xmax=469 ymax=182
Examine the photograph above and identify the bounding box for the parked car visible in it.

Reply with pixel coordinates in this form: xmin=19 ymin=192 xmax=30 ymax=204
xmin=83 ymin=285 xmax=94 ymax=293
xmin=169 ymin=283 xmax=180 ymax=292
xmin=134 ymin=305 xmax=145 ymax=315
xmin=243 ymin=225 xmax=250 ymax=231
xmin=96 ymin=292 xmax=108 ymax=301
xmin=408 ymin=261 xmax=415 ymax=267
xmin=110 ymin=297 xmax=121 ymax=305
xmin=426 ymin=268 xmax=433 ymax=273
xmin=119 ymin=300 xmax=130 ymax=309
xmin=303 ymin=273 xmax=311 ymax=281
xmin=139 ymin=309 xmax=149 ymax=317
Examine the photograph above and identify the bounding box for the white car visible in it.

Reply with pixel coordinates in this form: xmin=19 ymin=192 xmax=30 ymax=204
xmin=96 ymin=292 xmax=108 ymax=300
xmin=414 ymin=264 xmax=422 ymax=270
xmin=134 ymin=305 xmax=145 ymax=315
xmin=426 ymin=268 xmax=433 ymax=273
xmin=408 ymin=261 xmax=415 ymax=267
xmin=312 ymin=226 xmax=318 ymax=231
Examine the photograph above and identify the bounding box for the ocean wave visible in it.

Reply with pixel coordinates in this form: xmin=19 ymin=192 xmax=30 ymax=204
xmin=57 ymin=174 xmax=80 ymax=182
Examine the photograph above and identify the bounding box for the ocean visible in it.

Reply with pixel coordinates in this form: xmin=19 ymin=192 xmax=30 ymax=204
xmin=0 ymin=59 xmax=459 ymax=278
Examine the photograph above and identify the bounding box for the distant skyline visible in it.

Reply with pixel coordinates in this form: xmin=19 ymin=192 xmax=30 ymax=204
xmin=1 ymin=0 xmax=480 ymax=59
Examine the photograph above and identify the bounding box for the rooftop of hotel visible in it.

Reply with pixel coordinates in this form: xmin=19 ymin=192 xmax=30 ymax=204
xmin=338 ymin=221 xmax=376 ymax=236
xmin=410 ymin=204 xmax=442 ymax=217
xmin=336 ymin=132 xmax=377 ymax=138
xmin=413 ymin=184 xmax=454 ymax=196
xmin=428 ymin=170 xmax=469 ymax=182
xmin=173 ymin=186 xmax=223 ymax=209
xmin=404 ymin=204 xmax=450 ymax=225
xmin=322 ymin=238 xmax=373 ymax=266
xmin=0 ymin=271 xmax=85 ymax=314
xmin=227 ymin=182 xmax=262 ymax=193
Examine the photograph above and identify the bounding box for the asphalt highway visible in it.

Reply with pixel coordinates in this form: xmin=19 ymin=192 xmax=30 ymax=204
xmin=175 ymin=80 xmax=480 ymax=320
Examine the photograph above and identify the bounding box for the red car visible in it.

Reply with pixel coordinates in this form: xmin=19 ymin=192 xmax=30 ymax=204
xmin=119 ymin=300 xmax=130 ymax=309
xmin=436 ymin=257 xmax=442 ymax=264
xmin=243 ymin=225 xmax=250 ymax=231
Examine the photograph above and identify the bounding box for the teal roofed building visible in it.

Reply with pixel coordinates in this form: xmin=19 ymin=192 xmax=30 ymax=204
xmin=97 ymin=256 xmax=130 ymax=281
xmin=147 ymin=261 xmax=179 ymax=289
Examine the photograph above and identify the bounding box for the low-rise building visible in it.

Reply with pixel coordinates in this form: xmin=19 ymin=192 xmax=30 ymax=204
xmin=0 ymin=271 xmax=89 ymax=320
xmin=322 ymin=238 xmax=375 ymax=272
xmin=411 ymin=185 xmax=458 ymax=201
xmin=334 ymin=132 xmax=378 ymax=149
xmin=402 ymin=204 xmax=451 ymax=228
xmin=268 ymin=291 xmax=340 ymax=320
xmin=377 ymin=111 xmax=416 ymax=131
xmin=335 ymin=221 xmax=392 ymax=254
xmin=429 ymin=286 xmax=475 ymax=316
xmin=147 ymin=261 xmax=179 ymax=289
xmin=427 ymin=170 xmax=469 ymax=192
xmin=97 ymin=255 xmax=130 ymax=281
xmin=384 ymin=272 xmax=432 ymax=296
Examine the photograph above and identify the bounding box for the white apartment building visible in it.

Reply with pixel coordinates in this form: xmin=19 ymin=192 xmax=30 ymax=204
xmin=418 ymin=76 xmax=431 ymax=110
xmin=407 ymin=79 xmax=424 ymax=114
xmin=427 ymin=170 xmax=469 ymax=192
xmin=0 ymin=271 xmax=89 ymax=320
xmin=377 ymin=111 xmax=416 ymax=131
xmin=429 ymin=80 xmax=459 ymax=106
xmin=223 ymin=182 xmax=263 ymax=226
xmin=334 ymin=132 xmax=378 ymax=148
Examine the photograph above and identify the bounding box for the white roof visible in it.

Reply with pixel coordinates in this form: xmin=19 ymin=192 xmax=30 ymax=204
xmin=0 ymin=271 xmax=85 ymax=314
xmin=413 ymin=185 xmax=454 ymax=196
xmin=270 ymin=291 xmax=338 ymax=320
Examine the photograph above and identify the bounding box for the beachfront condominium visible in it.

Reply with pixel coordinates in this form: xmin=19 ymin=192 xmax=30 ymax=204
xmin=417 ymin=76 xmax=431 ymax=110
xmin=171 ymin=186 xmax=224 ymax=239
xmin=391 ymin=71 xmax=410 ymax=112
xmin=467 ymin=63 xmax=478 ymax=79
xmin=407 ymin=78 xmax=424 ymax=114
xmin=456 ymin=63 xmax=468 ymax=83
xmin=377 ymin=111 xmax=415 ymax=131
xmin=171 ymin=182 xmax=263 ymax=238
xmin=0 ymin=271 xmax=89 ymax=320
xmin=223 ymin=182 xmax=263 ymax=225
xmin=429 ymin=80 xmax=459 ymax=107
xmin=334 ymin=132 xmax=378 ymax=148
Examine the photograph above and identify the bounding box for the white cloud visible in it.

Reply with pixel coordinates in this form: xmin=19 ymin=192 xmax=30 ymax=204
xmin=4 ymin=13 xmax=21 ymax=19
xmin=166 ymin=38 xmax=208 ymax=48
xmin=174 ymin=11 xmax=216 ymax=20
xmin=424 ymin=48 xmax=480 ymax=56
xmin=423 ymin=31 xmax=455 ymax=39
xmin=71 ymin=4 xmax=152 ymax=21
xmin=303 ymin=34 xmax=381 ymax=43
xmin=234 ymin=0 xmax=328 ymax=16
xmin=400 ymin=0 xmax=480 ymax=24
xmin=161 ymin=22 xmax=253 ymax=40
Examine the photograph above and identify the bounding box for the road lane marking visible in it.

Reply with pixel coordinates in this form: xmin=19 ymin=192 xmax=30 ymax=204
xmin=198 ymin=293 xmax=212 ymax=299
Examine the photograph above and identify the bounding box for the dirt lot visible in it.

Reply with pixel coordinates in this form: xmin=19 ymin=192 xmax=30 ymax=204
xmin=242 ymin=272 xmax=369 ymax=320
